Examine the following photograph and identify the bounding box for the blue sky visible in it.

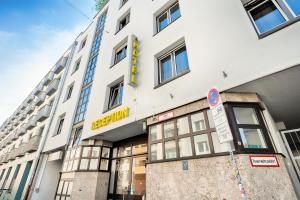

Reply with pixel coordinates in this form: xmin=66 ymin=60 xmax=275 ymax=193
xmin=0 ymin=0 xmax=97 ymax=124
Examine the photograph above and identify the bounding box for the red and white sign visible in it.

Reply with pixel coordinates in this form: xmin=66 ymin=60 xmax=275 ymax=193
xmin=249 ymin=155 xmax=279 ymax=167
xmin=158 ymin=111 xmax=174 ymax=122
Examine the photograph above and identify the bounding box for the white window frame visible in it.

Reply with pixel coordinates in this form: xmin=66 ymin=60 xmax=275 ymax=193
xmin=156 ymin=2 xmax=180 ymax=32
xmin=108 ymin=81 xmax=124 ymax=109
xmin=158 ymin=44 xmax=187 ymax=84
xmin=282 ymin=0 xmax=300 ymax=17
xmin=118 ymin=13 xmax=130 ymax=32
xmin=114 ymin=43 xmax=127 ymax=65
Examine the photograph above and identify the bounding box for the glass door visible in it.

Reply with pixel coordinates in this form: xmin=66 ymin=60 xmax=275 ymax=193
xmin=108 ymin=136 xmax=147 ymax=200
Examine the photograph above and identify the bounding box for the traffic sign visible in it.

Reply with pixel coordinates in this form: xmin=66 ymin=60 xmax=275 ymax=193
xmin=207 ymin=88 xmax=220 ymax=107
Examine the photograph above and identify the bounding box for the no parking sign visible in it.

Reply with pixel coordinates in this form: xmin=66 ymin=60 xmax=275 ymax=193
xmin=207 ymin=88 xmax=233 ymax=144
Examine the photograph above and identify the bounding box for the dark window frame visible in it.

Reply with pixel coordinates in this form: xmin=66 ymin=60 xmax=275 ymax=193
xmin=114 ymin=44 xmax=128 ymax=65
xmin=117 ymin=13 xmax=130 ymax=33
xmin=227 ymin=103 xmax=275 ymax=154
xmin=107 ymin=81 xmax=124 ymax=110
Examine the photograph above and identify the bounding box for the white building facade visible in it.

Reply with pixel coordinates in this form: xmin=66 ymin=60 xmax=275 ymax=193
xmin=1 ymin=0 xmax=300 ymax=199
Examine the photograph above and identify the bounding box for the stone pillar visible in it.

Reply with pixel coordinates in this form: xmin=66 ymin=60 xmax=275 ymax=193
xmin=71 ymin=172 xmax=110 ymax=200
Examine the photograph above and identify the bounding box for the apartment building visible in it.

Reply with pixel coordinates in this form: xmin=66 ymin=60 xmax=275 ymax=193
xmin=1 ymin=0 xmax=300 ymax=199
xmin=0 ymin=46 xmax=75 ymax=199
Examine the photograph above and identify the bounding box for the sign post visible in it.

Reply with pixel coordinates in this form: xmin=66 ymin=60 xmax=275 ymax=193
xmin=207 ymin=88 xmax=247 ymax=200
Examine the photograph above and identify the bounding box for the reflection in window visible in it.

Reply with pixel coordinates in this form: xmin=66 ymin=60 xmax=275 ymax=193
xmin=163 ymin=121 xmax=175 ymax=138
xmin=212 ymin=132 xmax=234 ymax=153
xmin=191 ymin=112 xmax=206 ymax=132
xmin=177 ymin=117 xmax=190 ymax=135
xmin=285 ymin=0 xmax=300 ymax=16
xmin=194 ymin=134 xmax=210 ymax=155
xmin=179 ymin=137 xmax=192 ymax=157
xmin=157 ymin=2 xmax=181 ymax=32
xmin=108 ymin=81 xmax=124 ymax=109
xmin=248 ymin=0 xmax=286 ymax=34
xmin=150 ymin=125 xmax=162 ymax=141
xmin=151 ymin=143 xmax=163 ymax=161
xmin=239 ymin=128 xmax=267 ymax=148
xmin=233 ymin=107 xmax=259 ymax=125
xmin=165 ymin=140 xmax=177 ymax=159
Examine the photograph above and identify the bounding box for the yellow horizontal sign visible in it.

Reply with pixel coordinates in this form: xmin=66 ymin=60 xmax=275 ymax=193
xmin=91 ymin=107 xmax=130 ymax=130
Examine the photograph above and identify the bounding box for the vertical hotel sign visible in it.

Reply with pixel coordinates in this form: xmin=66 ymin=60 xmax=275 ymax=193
xmin=128 ymin=35 xmax=139 ymax=86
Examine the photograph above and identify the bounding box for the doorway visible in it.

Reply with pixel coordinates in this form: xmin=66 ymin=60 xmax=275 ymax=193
xmin=108 ymin=135 xmax=147 ymax=200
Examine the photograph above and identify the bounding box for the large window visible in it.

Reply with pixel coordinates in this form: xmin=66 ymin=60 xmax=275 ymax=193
xmin=149 ymin=110 xmax=234 ymax=162
xmin=245 ymin=0 xmax=300 ymax=35
xmin=72 ymin=127 xmax=82 ymax=147
xmin=74 ymin=86 xmax=91 ymax=123
xmin=8 ymin=164 xmax=20 ymax=192
xmin=231 ymin=104 xmax=272 ymax=150
xmin=108 ymin=81 xmax=124 ymax=110
xmin=158 ymin=45 xmax=189 ymax=84
xmin=157 ymin=2 xmax=181 ymax=32
xmin=55 ymin=180 xmax=73 ymax=200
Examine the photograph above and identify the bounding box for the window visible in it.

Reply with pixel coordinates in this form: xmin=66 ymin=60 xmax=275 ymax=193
xmin=114 ymin=44 xmax=127 ymax=65
xmin=1 ymin=167 xmax=12 ymax=190
xmin=108 ymin=81 xmax=124 ymax=110
xmin=158 ymin=45 xmax=189 ymax=84
xmin=80 ymin=38 xmax=87 ymax=50
xmin=73 ymin=58 xmax=81 ymax=73
xmin=65 ymin=84 xmax=74 ymax=101
xmin=78 ymin=146 xmax=111 ymax=171
xmin=72 ymin=127 xmax=82 ymax=147
xmin=284 ymin=0 xmax=300 ymax=16
xmin=149 ymin=110 xmax=234 ymax=162
xmin=8 ymin=164 xmax=20 ymax=192
xmin=54 ymin=115 xmax=65 ymax=136
xmin=74 ymin=86 xmax=91 ymax=123
xmin=120 ymin=0 xmax=128 ymax=7
xmin=55 ymin=180 xmax=73 ymax=200
xmin=62 ymin=147 xmax=81 ymax=172
xmin=232 ymin=105 xmax=270 ymax=150
xmin=118 ymin=13 xmax=130 ymax=32
xmin=157 ymin=2 xmax=181 ymax=32
xmin=245 ymin=0 xmax=300 ymax=35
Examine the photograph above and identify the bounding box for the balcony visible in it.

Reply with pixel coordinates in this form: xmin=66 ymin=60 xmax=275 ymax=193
xmin=33 ymin=84 xmax=44 ymax=95
xmin=14 ymin=118 xmax=20 ymax=126
xmin=12 ymin=130 xmax=18 ymax=141
xmin=25 ymin=135 xmax=41 ymax=153
xmin=26 ymin=116 xmax=37 ymax=130
xmin=20 ymin=102 xmax=27 ymax=110
xmin=53 ymin=57 xmax=68 ymax=74
xmin=18 ymin=113 xmax=26 ymax=121
xmin=43 ymin=71 xmax=55 ymax=86
xmin=36 ymin=105 xmax=52 ymax=122
xmin=18 ymin=124 xmax=27 ymax=136
xmin=26 ymin=94 xmax=35 ymax=104
xmin=27 ymin=103 xmax=36 ymax=115
xmin=46 ymin=78 xmax=60 ymax=96
xmin=7 ymin=124 xmax=13 ymax=131
xmin=34 ymin=92 xmax=47 ymax=106
xmin=2 ymin=154 xmax=9 ymax=163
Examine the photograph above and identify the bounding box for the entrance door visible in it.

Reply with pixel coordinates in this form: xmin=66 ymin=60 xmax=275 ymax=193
xmin=281 ymin=129 xmax=300 ymax=179
xmin=108 ymin=136 xmax=147 ymax=200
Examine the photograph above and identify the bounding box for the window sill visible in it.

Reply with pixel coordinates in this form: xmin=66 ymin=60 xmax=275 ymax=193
xmin=110 ymin=57 xmax=126 ymax=68
xmin=154 ymin=69 xmax=190 ymax=89
xmin=258 ymin=16 xmax=300 ymax=39
xmin=153 ymin=17 xmax=181 ymax=37
xmin=103 ymin=103 xmax=122 ymax=114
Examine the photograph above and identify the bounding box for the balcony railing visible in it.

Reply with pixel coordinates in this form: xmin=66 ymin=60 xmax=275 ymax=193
xmin=12 ymin=130 xmax=18 ymax=141
xmin=18 ymin=124 xmax=27 ymax=136
xmin=26 ymin=94 xmax=35 ymax=104
xmin=33 ymin=84 xmax=44 ymax=95
xmin=53 ymin=57 xmax=68 ymax=74
xmin=36 ymin=105 xmax=52 ymax=122
xmin=25 ymin=135 xmax=41 ymax=153
xmin=35 ymin=92 xmax=47 ymax=106
xmin=43 ymin=71 xmax=55 ymax=86
xmin=46 ymin=78 xmax=60 ymax=96
xmin=26 ymin=116 xmax=37 ymax=130
xmin=27 ymin=103 xmax=36 ymax=115
xmin=18 ymin=113 xmax=26 ymax=121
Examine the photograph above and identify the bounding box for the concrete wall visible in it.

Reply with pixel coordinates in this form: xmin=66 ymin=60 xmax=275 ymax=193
xmin=31 ymin=159 xmax=62 ymax=200
xmin=146 ymin=154 xmax=297 ymax=200
xmin=71 ymin=172 xmax=109 ymax=200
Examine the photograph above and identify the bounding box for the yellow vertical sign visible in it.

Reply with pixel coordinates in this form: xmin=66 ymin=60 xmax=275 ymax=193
xmin=130 ymin=37 xmax=139 ymax=86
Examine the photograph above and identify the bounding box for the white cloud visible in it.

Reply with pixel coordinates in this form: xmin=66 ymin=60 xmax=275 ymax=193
xmin=0 ymin=23 xmax=86 ymax=125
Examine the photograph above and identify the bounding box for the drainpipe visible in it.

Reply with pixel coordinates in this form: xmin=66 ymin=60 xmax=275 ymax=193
xmin=25 ymin=41 xmax=78 ymax=200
